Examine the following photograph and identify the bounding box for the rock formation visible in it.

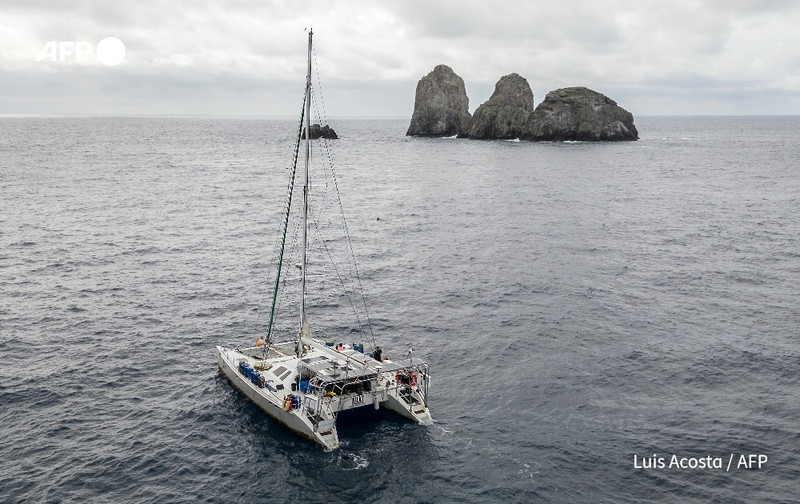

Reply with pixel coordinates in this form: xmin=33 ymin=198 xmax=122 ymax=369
xmin=522 ymin=87 xmax=638 ymax=141
xmin=302 ymin=123 xmax=338 ymax=139
xmin=467 ymin=73 xmax=534 ymax=140
xmin=406 ymin=65 xmax=471 ymax=137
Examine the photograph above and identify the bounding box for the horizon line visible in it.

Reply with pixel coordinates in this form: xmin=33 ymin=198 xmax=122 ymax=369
xmin=2 ymin=113 xmax=799 ymax=119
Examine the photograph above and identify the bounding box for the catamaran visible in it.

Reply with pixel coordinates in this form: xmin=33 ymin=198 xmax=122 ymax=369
xmin=216 ymin=30 xmax=433 ymax=450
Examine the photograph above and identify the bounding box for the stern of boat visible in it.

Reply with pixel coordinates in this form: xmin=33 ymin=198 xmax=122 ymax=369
xmin=216 ymin=345 xmax=342 ymax=450
xmin=379 ymin=362 xmax=434 ymax=426
xmin=382 ymin=389 xmax=434 ymax=425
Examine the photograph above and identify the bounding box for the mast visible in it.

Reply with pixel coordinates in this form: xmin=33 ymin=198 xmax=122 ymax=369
xmin=298 ymin=28 xmax=313 ymax=356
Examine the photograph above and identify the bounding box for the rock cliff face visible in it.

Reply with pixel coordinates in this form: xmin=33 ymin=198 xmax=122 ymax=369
xmin=406 ymin=65 xmax=471 ymax=137
xmin=523 ymin=87 xmax=638 ymax=141
xmin=467 ymin=73 xmax=533 ymax=140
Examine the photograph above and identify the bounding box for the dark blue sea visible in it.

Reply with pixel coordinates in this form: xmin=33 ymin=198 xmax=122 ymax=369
xmin=1 ymin=115 xmax=798 ymax=503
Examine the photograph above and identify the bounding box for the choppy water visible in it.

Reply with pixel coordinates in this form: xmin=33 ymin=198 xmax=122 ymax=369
xmin=1 ymin=115 xmax=798 ymax=503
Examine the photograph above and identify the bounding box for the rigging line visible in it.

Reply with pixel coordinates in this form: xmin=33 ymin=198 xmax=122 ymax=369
xmin=254 ymin=242 xmax=280 ymax=340
xmin=312 ymin=43 xmax=330 ymax=125
xmin=307 ymin=88 xmax=350 ymax=274
xmin=309 ymin=97 xmax=333 ymax=209
xmin=314 ymin=132 xmax=346 ymax=276
xmin=267 ymin=134 xmax=304 ymax=342
xmin=253 ymin=131 xmax=303 ymax=341
xmin=266 ymin=95 xmax=306 ymax=343
xmin=310 ymin=43 xmax=375 ymax=348
xmin=311 ymin=109 xmax=376 ymax=347
xmin=311 ymin=111 xmax=340 ymax=228
xmin=308 ymin=48 xmax=340 ymax=228
xmin=310 ymin=54 xmax=337 ymax=213
xmin=326 ymin=152 xmax=377 ymax=349
xmin=256 ymin=90 xmax=308 ymax=344
xmin=309 ymin=87 xmax=373 ymax=341
xmin=271 ymin=214 xmax=302 ymax=339
xmin=308 ymin=206 xmax=365 ymax=334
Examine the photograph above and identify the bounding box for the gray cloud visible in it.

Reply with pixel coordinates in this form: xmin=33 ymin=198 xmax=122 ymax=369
xmin=2 ymin=0 xmax=799 ymax=115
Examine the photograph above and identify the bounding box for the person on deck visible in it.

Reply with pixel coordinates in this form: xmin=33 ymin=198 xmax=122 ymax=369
xmin=372 ymin=346 xmax=382 ymax=362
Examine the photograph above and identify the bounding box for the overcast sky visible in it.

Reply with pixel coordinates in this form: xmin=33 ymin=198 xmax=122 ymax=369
xmin=2 ymin=0 xmax=799 ymax=116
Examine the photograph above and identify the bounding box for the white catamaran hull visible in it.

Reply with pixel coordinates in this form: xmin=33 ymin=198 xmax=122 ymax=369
xmin=382 ymin=390 xmax=434 ymax=425
xmin=217 ymin=346 xmax=340 ymax=450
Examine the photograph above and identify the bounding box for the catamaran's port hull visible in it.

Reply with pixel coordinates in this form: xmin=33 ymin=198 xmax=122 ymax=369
xmin=217 ymin=346 xmax=340 ymax=450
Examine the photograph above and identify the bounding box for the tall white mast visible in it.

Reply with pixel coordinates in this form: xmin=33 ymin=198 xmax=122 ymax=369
xmin=298 ymin=28 xmax=312 ymax=356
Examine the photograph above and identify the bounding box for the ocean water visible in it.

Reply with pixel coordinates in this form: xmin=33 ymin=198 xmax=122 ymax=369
xmin=1 ymin=115 xmax=798 ymax=503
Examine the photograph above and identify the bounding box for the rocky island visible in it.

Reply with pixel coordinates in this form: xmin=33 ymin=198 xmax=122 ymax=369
xmin=303 ymin=123 xmax=338 ymax=139
xmin=407 ymin=66 xmax=638 ymax=141
xmin=405 ymin=64 xmax=472 ymax=137
xmin=467 ymin=73 xmax=533 ymax=140
xmin=522 ymin=87 xmax=638 ymax=141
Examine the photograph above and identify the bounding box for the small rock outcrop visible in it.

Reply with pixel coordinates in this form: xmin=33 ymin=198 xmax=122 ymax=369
xmin=302 ymin=123 xmax=338 ymax=139
xmin=467 ymin=73 xmax=534 ymax=139
xmin=406 ymin=65 xmax=471 ymax=137
xmin=523 ymin=87 xmax=638 ymax=141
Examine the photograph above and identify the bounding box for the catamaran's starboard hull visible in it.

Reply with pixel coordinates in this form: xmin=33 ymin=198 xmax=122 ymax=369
xmin=381 ymin=392 xmax=434 ymax=425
